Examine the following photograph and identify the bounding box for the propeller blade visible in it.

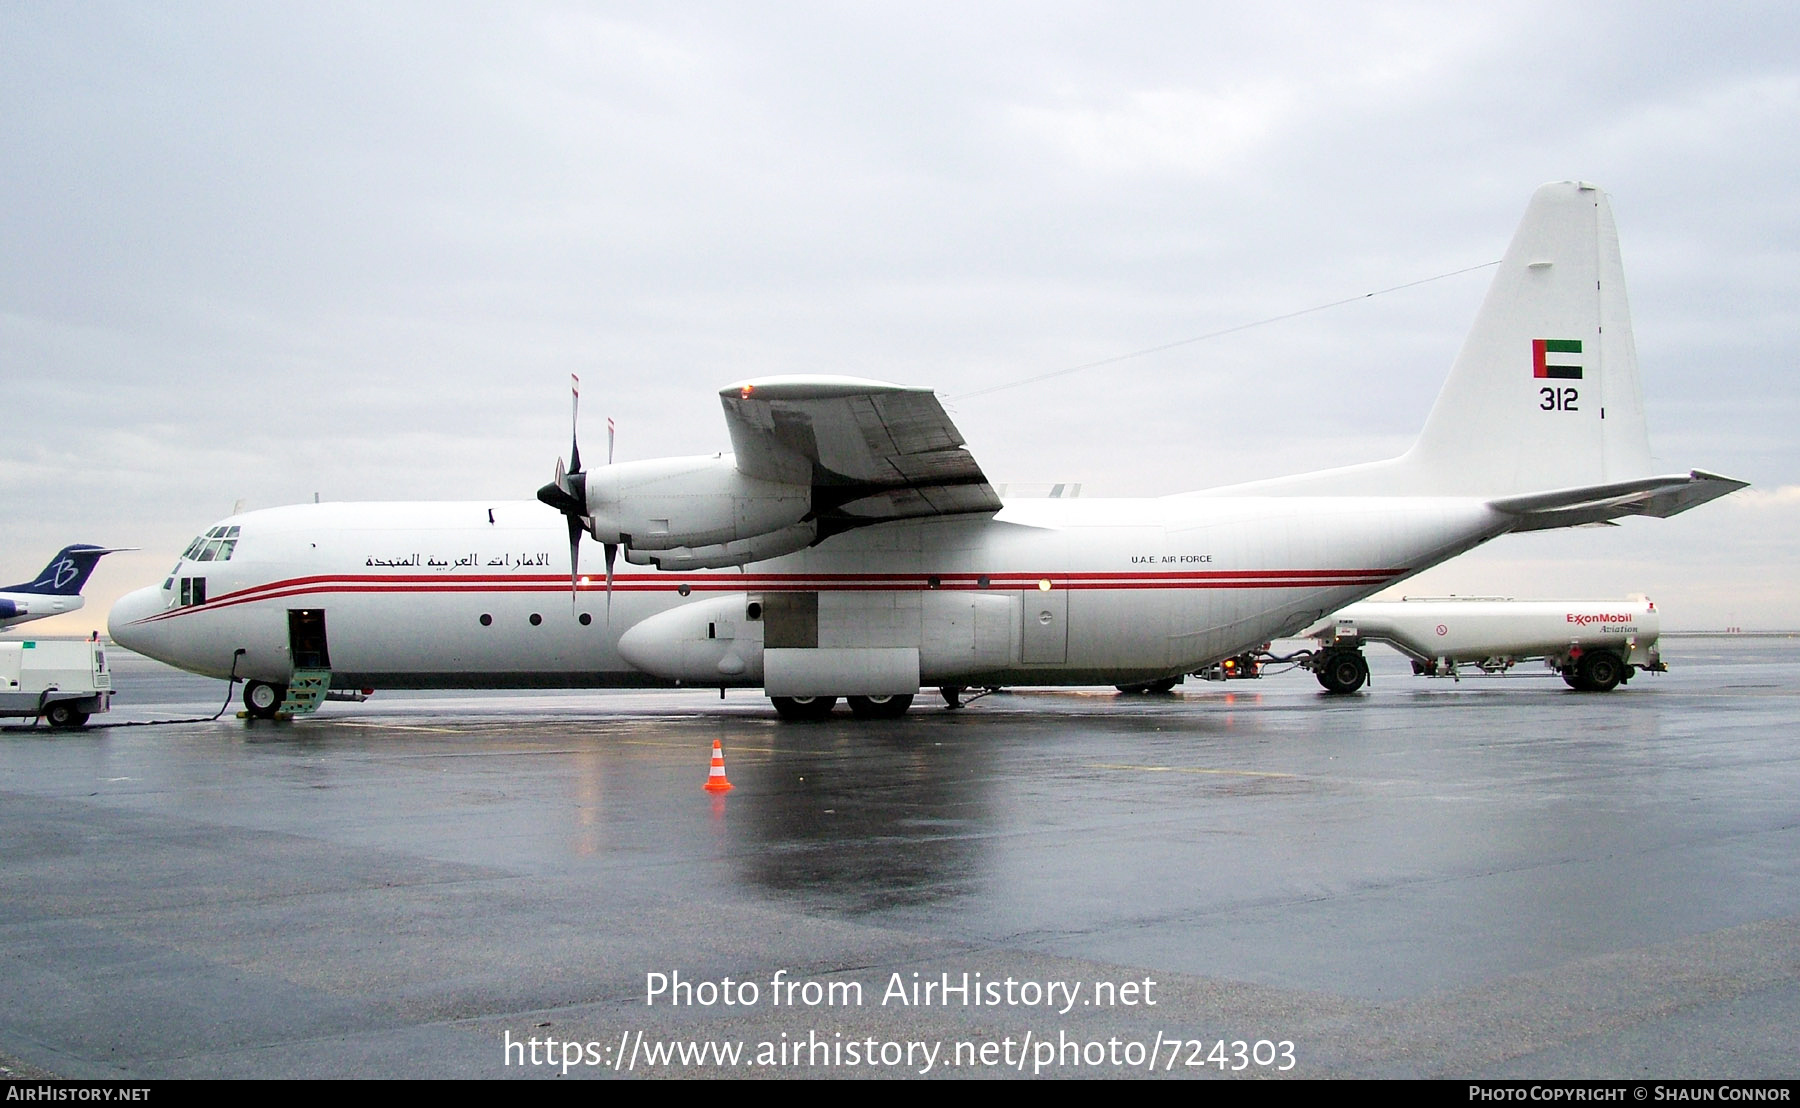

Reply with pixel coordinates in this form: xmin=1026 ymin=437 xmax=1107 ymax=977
xmin=604 ymin=542 xmax=618 ymax=621
xmin=542 ymin=376 xmax=598 ymax=606
xmin=567 ymin=513 xmax=584 ymax=600
xmin=569 ymin=374 xmax=582 ymax=475
xmin=604 ymin=546 xmax=619 ymax=622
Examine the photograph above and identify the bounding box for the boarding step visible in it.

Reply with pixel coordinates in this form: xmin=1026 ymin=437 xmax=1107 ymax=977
xmin=280 ymin=670 xmax=331 ymax=715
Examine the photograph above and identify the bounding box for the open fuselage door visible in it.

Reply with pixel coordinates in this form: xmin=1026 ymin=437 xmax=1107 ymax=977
xmin=283 ymin=608 xmax=332 ymax=714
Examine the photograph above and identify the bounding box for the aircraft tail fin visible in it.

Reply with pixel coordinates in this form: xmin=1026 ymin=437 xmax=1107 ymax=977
xmin=7 ymin=546 xmax=125 ymax=596
xmin=1400 ymin=180 xmax=1651 ymax=495
xmin=1194 ymin=181 xmax=1744 ymax=519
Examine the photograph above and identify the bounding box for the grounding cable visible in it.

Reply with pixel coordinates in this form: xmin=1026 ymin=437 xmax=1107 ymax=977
xmin=949 ymin=259 xmax=1500 ymax=401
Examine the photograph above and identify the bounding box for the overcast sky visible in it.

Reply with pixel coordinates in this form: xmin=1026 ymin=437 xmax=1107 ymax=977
xmin=4 ymin=1 xmax=1796 ymax=634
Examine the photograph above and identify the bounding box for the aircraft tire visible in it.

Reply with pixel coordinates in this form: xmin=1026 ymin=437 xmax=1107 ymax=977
xmin=244 ymin=680 xmax=287 ymax=719
xmin=771 ymin=695 xmax=837 ymax=721
xmin=1576 ymin=651 xmax=1625 ymax=693
xmin=1315 ymin=650 xmax=1369 ymax=695
xmin=847 ymin=694 xmax=913 ymax=719
xmin=44 ymin=703 xmax=89 ymax=729
xmin=1116 ymin=678 xmax=1180 ymax=694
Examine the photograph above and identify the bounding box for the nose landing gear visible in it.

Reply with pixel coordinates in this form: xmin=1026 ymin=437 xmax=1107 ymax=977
xmin=243 ymin=680 xmax=288 ymax=720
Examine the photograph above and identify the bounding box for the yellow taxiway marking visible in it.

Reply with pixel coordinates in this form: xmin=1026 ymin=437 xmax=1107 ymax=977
xmin=1087 ymin=762 xmax=1295 ymax=779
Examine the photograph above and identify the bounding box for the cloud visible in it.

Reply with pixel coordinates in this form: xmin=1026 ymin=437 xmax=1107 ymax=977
xmin=2 ymin=1 xmax=1795 ymax=637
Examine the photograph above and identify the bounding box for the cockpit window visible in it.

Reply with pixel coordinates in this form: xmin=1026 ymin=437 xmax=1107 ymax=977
xmin=182 ymin=526 xmax=239 ymax=563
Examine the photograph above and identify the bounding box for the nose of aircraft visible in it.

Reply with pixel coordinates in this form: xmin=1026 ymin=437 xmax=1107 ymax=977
xmin=107 ymin=585 xmax=166 ymax=657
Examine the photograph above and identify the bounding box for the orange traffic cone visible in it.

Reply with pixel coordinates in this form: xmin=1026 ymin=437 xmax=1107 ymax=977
xmin=703 ymin=739 xmax=733 ymax=793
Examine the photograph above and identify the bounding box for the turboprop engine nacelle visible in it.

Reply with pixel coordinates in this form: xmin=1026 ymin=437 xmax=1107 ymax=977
xmin=623 ymin=521 xmax=818 ymax=571
xmin=584 ymin=454 xmax=810 ymax=552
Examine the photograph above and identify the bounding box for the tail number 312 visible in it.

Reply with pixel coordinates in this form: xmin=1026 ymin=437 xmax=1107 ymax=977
xmin=1540 ymin=386 xmax=1579 ymax=412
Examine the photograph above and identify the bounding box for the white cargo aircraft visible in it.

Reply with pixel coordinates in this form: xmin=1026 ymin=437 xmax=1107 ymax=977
xmin=109 ymin=182 xmax=1744 ymax=719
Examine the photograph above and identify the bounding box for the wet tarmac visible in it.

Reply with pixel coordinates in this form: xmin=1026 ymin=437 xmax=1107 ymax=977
xmin=2 ymin=637 xmax=1797 ymax=1079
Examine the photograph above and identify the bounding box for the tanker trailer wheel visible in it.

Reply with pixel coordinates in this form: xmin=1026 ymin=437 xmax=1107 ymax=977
xmin=1316 ymin=650 xmax=1369 ymax=695
xmin=1576 ymin=650 xmax=1624 ymax=692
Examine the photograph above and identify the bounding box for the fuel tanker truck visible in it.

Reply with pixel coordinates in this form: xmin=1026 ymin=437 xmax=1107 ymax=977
xmin=1302 ymin=596 xmax=1662 ymax=695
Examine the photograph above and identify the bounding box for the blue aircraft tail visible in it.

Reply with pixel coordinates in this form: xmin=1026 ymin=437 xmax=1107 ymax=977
xmin=6 ymin=546 xmax=124 ymax=595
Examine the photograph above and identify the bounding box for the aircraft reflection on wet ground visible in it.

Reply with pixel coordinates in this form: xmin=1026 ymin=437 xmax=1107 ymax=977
xmin=2 ymin=637 xmax=1796 ymax=1078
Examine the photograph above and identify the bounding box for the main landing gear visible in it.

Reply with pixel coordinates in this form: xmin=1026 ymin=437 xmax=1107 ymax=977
xmin=847 ymin=694 xmax=913 ymax=719
xmin=769 ymin=695 xmax=835 ymax=721
xmin=1115 ymin=677 xmax=1181 ymax=695
xmin=770 ymin=694 xmax=916 ymax=720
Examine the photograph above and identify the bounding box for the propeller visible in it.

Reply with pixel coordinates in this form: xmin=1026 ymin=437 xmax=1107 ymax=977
xmin=534 ymin=374 xmax=620 ymax=614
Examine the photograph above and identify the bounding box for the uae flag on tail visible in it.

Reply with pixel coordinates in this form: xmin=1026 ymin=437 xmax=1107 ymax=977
xmin=1533 ymin=338 xmax=1583 ymax=379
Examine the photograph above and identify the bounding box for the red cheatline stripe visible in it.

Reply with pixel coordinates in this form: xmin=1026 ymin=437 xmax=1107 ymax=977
xmin=132 ymin=568 xmax=1405 ymax=623
xmin=218 ymin=567 xmax=1391 ymax=592
xmin=191 ymin=568 xmax=1400 ymax=607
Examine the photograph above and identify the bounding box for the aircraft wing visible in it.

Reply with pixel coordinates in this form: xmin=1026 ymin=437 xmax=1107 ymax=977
xmin=719 ymin=376 xmax=1002 ymax=535
xmin=1489 ymin=470 xmax=1749 ymax=532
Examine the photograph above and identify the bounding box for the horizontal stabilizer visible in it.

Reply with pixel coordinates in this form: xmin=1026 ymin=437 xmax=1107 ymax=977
xmin=1489 ymin=471 xmax=1748 ymax=532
